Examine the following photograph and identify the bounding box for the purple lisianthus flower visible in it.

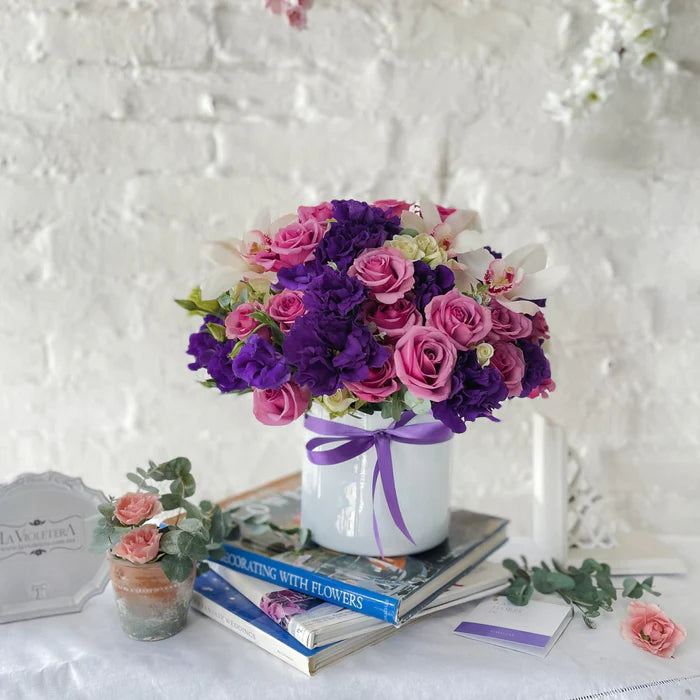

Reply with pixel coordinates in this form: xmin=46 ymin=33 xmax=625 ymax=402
xmin=432 ymin=350 xmax=508 ymax=433
xmin=303 ymin=266 xmax=366 ymax=316
xmin=314 ymin=199 xmax=402 ymax=272
xmin=517 ymin=339 xmax=551 ymax=398
xmin=274 ymin=259 xmax=324 ymax=291
xmin=412 ymin=262 xmax=455 ymax=311
xmin=282 ymin=311 xmax=389 ymax=395
xmin=232 ymin=335 xmax=290 ymax=390
xmin=186 ymin=316 xmax=248 ymax=393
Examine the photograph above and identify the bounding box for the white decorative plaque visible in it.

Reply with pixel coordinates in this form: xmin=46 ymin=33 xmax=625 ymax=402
xmin=0 ymin=471 xmax=110 ymax=623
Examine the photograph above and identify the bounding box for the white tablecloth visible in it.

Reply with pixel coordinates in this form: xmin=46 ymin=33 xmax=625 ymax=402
xmin=2 ymin=538 xmax=699 ymax=700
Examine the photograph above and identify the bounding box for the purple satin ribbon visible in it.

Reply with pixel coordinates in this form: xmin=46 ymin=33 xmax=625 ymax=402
xmin=304 ymin=411 xmax=452 ymax=557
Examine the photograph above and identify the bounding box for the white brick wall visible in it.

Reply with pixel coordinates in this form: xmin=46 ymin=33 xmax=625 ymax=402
xmin=2 ymin=0 xmax=699 ymax=537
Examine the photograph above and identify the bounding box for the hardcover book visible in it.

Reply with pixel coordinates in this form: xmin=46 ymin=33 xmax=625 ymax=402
xmin=191 ymin=569 xmax=394 ymax=676
xmin=217 ymin=473 xmax=508 ymax=625
xmin=210 ymin=559 xmax=509 ymax=649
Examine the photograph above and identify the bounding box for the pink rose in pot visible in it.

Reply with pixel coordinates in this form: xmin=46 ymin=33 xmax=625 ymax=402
xmin=487 ymin=301 xmax=533 ymax=342
xmin=225 ymin=302 xmax=269 ymax=341
xmin=271 ymin=219 xmax=324 ymax=267
xmin=621 ymin=601 xmax=686 ymax=658
xmin=114 ymin=492 xmax=162 ymax=526
xmin=345 ymin=355 xmax=399 ymax=402
xmin=394 ymin=326 xmax=457 ymax=401
xmin=490 ymin=342 xmax=526 ymax=398
xmin=363 ymin=298 xmax=422 ymax=342
xmin=253 ymin=381 xmax=311 ymax=426
xmin=425 ymin=289 xmax=492 ymax=351
xmin=266 ymin=289 xmax=305 ymax=333
xmin=112 ymin=524 xmax=162 ymax=565
xmin=348 ymin=247 xmax=414 ymax=304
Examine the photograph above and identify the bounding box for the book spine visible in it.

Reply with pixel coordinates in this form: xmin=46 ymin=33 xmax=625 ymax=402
xmin=190 ymin=591 xmax=312 ymax=676
xmin=219 ymin=543 xmax=399 ymax=623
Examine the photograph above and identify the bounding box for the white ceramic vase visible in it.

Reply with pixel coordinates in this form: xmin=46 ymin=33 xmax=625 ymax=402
xmin=301 ymin=407 xmax=451 ymax=557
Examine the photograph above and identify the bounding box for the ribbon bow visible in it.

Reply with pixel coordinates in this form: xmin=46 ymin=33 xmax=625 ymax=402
xmin=304 ymin=412 xmax=452 ymax=557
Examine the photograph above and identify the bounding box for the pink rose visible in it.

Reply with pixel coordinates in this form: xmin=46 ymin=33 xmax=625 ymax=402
xmin=621 ymin=601 xmax=686 ymax=658
xmin=490 ymin=342 xmax=526 ymax=398
xmin=394 ymin=326 xmax=457 ymax=401
xmin=114 ymin=492 xmax=163 ymax=526
xmin=348 ymin=247 xmax=414 ymax=304
xmin=526 ymin=310 xmax=550 ymax=344
xmin=112 ymin=524 xmax=161 ymax=565
xmin=345 ymin=355 xmax=399 ymax=402
xmin=486 ymin=301 xmax=533 ymax=342
xmin=372 ymin=199 xmax=412 ymax=218
xmin=266 ymin=289 xmax=305 ymax=333
xmin=425 ymin=290 xmax=492 ymax=351
xmin=271 ymin=219 xmax=324 ymax=267
xmin=297 ymin=201 xmax=332 ymax=224
xmin=363 ymin=298 xmax=422 ymax=342
xmin=253 ymin=381 xmax=311 ymax=426
xmin=225 ymin=302 xmax=270 ymax=341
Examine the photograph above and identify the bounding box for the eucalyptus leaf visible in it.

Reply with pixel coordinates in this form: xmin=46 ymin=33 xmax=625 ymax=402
xmin=160 ymin=554 xmax=194 ymax=583
xmin=177 ymin=518 xmax=206 ymax=535
xmin=159 ymin=530 xmax=182 ymax=555
xmin=159 ymin=493 xmax=182 ymax=511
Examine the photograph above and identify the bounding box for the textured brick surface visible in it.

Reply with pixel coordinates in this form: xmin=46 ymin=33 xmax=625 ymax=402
xmin=1 ymin=0 xmax=699 ymax=536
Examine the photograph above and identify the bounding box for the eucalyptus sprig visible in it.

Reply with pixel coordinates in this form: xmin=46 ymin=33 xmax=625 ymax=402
xmin=501 ymin=557 xmax=660 ymax=628
xmin=93 ymin=457 xmax=232 ymax=583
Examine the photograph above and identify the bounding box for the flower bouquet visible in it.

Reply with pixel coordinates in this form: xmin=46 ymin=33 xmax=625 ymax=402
xmin=178 ymin=198 xmax=562 ymax=555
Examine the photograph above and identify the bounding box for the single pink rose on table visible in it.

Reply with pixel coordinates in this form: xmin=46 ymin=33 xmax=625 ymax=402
xmin=297 ymin=201 xmax=332 ymax=224
xmin=271 ymin=219 xmax=324 ymax=267
xmin=345 ymin=355 xmax=399 ymax=402
xmin=225 ymin=302 xmax=270 ymax=341
xmin=363 ymin=298 xmax=422 ymax=341
xmin=266 ymin=289 xmax=305 ymax=333
xmin=490 ymin=341 xmax=526 ymax=398
xmin=253 ymin=381 xmax=311 ymax=426
xmin=486 ymin=301 xmax=533 ymax=342
xmin=112 ymin=524 xmax=161 ymax=565
xmin=425 ymin=290 xmax=492 ymax=351
xmin=348 ymin=247 xmax=415 ymax=304
xmin=394 ymin=326 xmax=457 ymax=401
xmin=114 ymin=492 xmax=162 ymax=526
xmin=621 ymin=601 xmax=686 ymax=658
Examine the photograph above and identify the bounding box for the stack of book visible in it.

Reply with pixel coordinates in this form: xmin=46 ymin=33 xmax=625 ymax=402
xmin=192 ymin=474 xmax=509 ymax=675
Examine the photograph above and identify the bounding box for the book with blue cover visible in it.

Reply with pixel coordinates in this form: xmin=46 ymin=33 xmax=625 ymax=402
xmin=191 ymin=569 xmax=394 ymax=676
xmin=217 ymin=473 xmax=508 ymax=625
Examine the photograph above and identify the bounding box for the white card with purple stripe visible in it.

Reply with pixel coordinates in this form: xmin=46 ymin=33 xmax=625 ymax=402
xmin=454 ymin=597 xmax=573 ymax=657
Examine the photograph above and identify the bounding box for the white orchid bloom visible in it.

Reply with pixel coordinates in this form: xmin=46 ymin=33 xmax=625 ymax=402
xmin=199 ymin=211 xmax=296 ymax=301
xmin=459 ymin=243 xmax=567 ymax=315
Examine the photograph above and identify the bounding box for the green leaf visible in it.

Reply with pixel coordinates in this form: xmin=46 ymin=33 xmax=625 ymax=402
xmin=200 ymin=379 xmax=218 ymax=388
xmin=502 ymin=558 xmax=520 ymax=574
xmin=622 ymin=578 xmax=643 ymax=599
xmin=642 ymin=576 xmax=654 ymax=588
xmin=174 ymin=298 xmax=198 ymax=312
xmin=399 ymin=228 xmax=420 ymax=238
xmin=160 ymin=554 xmax=194 ymax=583
xmin=97 ymin=503 xmax=115 ymax=519
xmin=207 ymin=545 xmax=226 ymax=561
xmin=503 ymin=578 xmax=533 ymax=606
xmin=159 ymin=529 xmax=183 ymax=555
xmin=159 ymin=493 xmax=182 ymax=511
xmin=127 ymin=472 xmax=144 ymax=486
xmin=207 ymin=322 xmax=227 ymax=343
xmin=177 ymin=518 xmax=205 ymax=535
xmin=297 ymin=527 xmax=312 ymax=550
xmin=248 ymin=311 xmax=285 ymax=346
xmin=199 ymin=500 xmax=213 ymax=513
xmin=177 ymin=532 xmax=209 ymax=561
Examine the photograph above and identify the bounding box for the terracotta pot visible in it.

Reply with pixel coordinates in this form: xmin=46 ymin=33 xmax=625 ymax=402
xmin=109 ymin=555 xmax=195 ymax=641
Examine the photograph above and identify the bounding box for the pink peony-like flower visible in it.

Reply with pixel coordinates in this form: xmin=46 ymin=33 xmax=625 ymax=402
xmin=112 ymin=524 xmax=162 ymax=565
xmin=363 ymin=298 xmax=422 ymax=341
xmin=114 ymin=492 xmax=162 ymax=526
xmin=490 ymin=342 xmax=526 ymax=398
xmin=253 ymin=381 xmax=311 ymax=426
xmin=425 ymin=289 xmax=492 ymax=351
xmin=372 ymin=199 xmax=412 ymax=218
xmin=271 ymin=219 xmax=324 ymax=267
xmin=266 ymin=289 xmax=306 ymax=333
xmin=344 ymin=355 xmax=399 ymax=403
xmin=225 ymin=302 xmax=268 ymax=341
xmin=621 ymin=601 xmax=686 ymax=658
xmin=348 ymin=247 xmax=415 ymax=304
xmin=526 ymin=310 xmax=550 ymax=344
xmin=297 ymin=201 xmax=332 ymax=224
xmin=487 ymin=301 xmax=533 ymax=342
xmin=394 ymin=326 xmax=457 ymax=401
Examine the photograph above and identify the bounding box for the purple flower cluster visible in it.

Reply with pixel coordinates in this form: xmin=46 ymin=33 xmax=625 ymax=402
xmin=274 ymin=259 xmax=323 ymax=291
xmin=315 ymin=200 xmax=401 ymax=271
xmin=412 ymin=262 xmax=455 ymax=311
xmin=303 ymin=266 xmax=366 ymax=316
xmin=282 ymin=312 xmax=389 ymax=396
xmin=231 ymin=335 xmax=290 ymax=390
xmin=517 ymin=339 xmax=551 ymax=398
xmin=432 ymin=350 xmax=509 ymax=433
